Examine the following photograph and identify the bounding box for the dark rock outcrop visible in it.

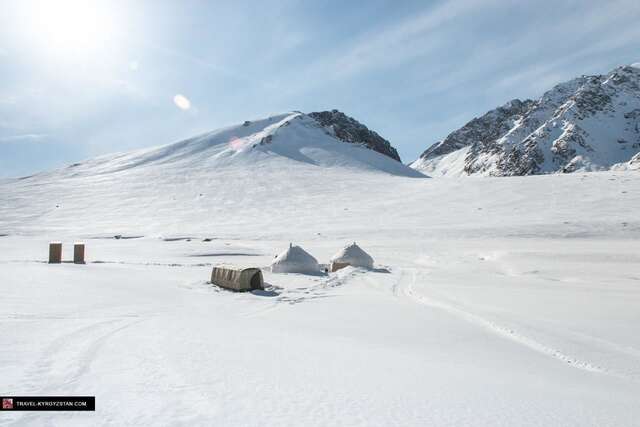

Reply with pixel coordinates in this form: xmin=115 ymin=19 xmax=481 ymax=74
xmin=308 ymin=110 xmax=402 ymax=162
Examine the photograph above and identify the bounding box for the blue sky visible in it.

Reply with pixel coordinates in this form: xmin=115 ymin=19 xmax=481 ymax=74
xmin=0 ymin=0 xmax=639 ymax=177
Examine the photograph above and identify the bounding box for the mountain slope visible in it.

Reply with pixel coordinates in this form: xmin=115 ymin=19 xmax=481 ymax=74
xmin=0 ymin=111 xmax=424 ymax=235
xmin=411 ymin=65 xmax=640 ymax=176
xmin=57 ymin=112 xmax=422 ymax=179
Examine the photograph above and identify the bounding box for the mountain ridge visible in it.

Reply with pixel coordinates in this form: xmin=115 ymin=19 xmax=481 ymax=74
xmin=31 ymin=111 xmax=423 ymax=180
xmin=411 ymin=64 xmax=640 ymax=176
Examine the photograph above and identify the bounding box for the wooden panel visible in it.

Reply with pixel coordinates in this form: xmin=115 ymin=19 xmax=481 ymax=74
xmin=74 ymin=243 xmax=85 ymax=264
xmin=49 ymin=242 xmax=62 ymax=264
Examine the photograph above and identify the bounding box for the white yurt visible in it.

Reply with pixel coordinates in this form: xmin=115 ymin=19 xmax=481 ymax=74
xmin=271 ymin=243 xmax=320 ymax=274
xmin=330 ymin=242 xmax=374 ymax=272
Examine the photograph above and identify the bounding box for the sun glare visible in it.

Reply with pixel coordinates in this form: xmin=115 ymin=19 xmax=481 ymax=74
xmin=27 ymin=0 xmax=119 ymax=58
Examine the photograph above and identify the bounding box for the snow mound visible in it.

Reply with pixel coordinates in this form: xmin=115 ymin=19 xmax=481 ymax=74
xmin=271 ymin=243 xmax=320 ymax=274
xmin=330 ymin=242 xmax=374 ymax=270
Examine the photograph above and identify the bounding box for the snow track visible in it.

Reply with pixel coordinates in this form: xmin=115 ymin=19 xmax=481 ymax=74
xmin=22 ymin=319 xmax=144 ymax=394
xmin=397 ymin=267 xmax=637 ymax=381
xmin=242 ymin=267 xmax=363 ymax=317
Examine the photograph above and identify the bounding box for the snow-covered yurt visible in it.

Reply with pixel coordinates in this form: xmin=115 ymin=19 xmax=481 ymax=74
xmin=330 ymin=242 xmax=374 ymax=272
xmin=271 ymin=243 xmax=320 ymax=274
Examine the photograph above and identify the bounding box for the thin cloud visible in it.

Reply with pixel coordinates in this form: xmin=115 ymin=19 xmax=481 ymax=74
xmin=264 ymin=0 xmax=494 ymax=102
xmin=393 ymin=0 xmax=640 ymax=104
xmin=489 ymin=24 xmax=640 ymax=96
xmin=315 ymin=0 xmax=493 ymax=79
xmin=0 ymin=133 xmax=48 ymax=143
xmin=0 ymin=95 xmax=19 ymax=106
xmin=144 ymin=43 xmax=254 ymax=84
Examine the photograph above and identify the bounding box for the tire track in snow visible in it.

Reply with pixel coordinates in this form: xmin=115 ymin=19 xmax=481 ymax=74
xmin=14 ymin=318 xmax=145 ymax=396
xmin=5 ymin=317 xmax=145 ymax=427
xmin=399 ymin=268 xmax=634 ymax=381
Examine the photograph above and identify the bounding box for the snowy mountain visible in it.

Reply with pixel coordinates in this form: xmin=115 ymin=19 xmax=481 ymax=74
xmin=411 ymin=65 xmax=640 ymax=176
xmin=56 ymin=111 xmax=422 ymax=179
xmin=0 ymin=111 xmax=423 ymax=235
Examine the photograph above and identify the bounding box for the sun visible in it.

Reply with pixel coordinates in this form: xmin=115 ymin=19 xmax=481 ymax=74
xmin=27 ymin=0 xmax=119 ymax=58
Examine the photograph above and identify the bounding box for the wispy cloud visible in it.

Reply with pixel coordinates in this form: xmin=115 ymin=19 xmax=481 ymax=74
xmin=384 ymin=0 xmax=640 ymax=104
xmin=264 ymin=0 xmax=495 ymax=101
xmin=314 ymin=0 xmax=493 ymax=79
xmin=0 ymin=133 xmax=48 ymax=143
xmin=488 ymin=21 xmax=640 ymax=96
xmin=0 ymin=95 xmax=19 ymax=106
xmin=144 ymin=43 xmax=254 ymax=83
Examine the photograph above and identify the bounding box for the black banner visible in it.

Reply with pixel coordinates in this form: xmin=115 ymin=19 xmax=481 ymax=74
xmin=1 ymin=396 xmax=95 ymax=411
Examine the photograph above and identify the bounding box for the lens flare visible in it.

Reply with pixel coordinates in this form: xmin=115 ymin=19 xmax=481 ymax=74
xmin=228 ymin=137 xmax=249 ymax=151
xmin=173 ymin=94 xmax=191 ymax=110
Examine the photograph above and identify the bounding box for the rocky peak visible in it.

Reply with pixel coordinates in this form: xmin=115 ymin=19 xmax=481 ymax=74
xmin=308 ymin=110 xmax=402 ymax=162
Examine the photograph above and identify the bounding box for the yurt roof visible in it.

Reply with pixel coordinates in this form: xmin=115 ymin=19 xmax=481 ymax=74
xmin=330 ymin=242 xmax=373 ymax=264
xmin=272 ymin=243 xmax=319 ymax=266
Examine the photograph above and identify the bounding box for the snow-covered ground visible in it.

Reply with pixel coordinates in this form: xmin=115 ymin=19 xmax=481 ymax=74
xmin=1 ymin=115 xmax=639 ymax=426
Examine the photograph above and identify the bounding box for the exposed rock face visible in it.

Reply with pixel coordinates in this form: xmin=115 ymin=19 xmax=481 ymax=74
xmin=419 ymin=99 xmax=535 ymax=161
xmin=308 ymin=110 xmax=402 ymax=162
xmin=411 ymin=65 xmax=640 ymax=176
